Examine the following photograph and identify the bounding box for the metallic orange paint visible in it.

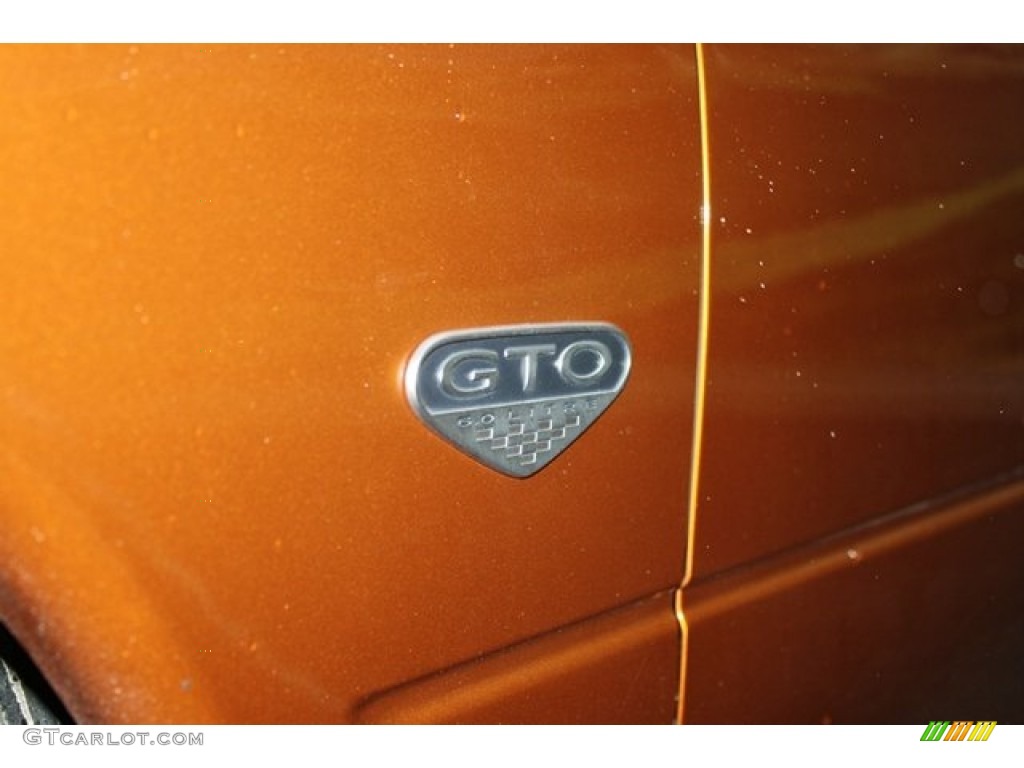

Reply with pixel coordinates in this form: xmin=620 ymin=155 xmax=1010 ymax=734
xmin=0 ymin=44 xmax=701 ymax=723
xmin=690 ymin=43 xmax=1024 ymax=579
xmin=685 ymin=471 xmax=1024 ymax=723
xmin=679 ymin=43 xmax=1024 ymax=723
xmin=356 ymin=591 xmax=679 ymax=724
xmin=2 ymin=43 xmax=1021 ymax=725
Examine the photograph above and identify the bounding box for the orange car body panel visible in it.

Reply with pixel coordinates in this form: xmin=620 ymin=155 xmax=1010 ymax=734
xmin=1 ymin=43 xmax=1022 ymax=724
xmin=692 ymin=43 xmax=1024 ymax=578
xmin=681 ymin=43 xmax=1024 ymax=723
xmin=0 ymin=44 xmax=700 ymax=723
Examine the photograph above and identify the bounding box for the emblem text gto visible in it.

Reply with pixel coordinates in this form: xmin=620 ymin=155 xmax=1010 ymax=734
xmin=404 ymin=323 xmax=632 ymax=477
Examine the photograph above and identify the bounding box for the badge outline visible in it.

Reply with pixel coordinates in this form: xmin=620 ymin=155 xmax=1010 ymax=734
xmin=404 ymin=322 xmax=632 ymax=478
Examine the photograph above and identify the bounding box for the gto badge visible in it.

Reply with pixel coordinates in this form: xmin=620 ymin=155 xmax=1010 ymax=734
xmin=404 ymin=323 xmax=632 ymax=478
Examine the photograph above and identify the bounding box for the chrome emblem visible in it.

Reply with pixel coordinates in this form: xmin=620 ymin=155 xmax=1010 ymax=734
xmin=404 ymin=323 xmax=632 ymax=477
